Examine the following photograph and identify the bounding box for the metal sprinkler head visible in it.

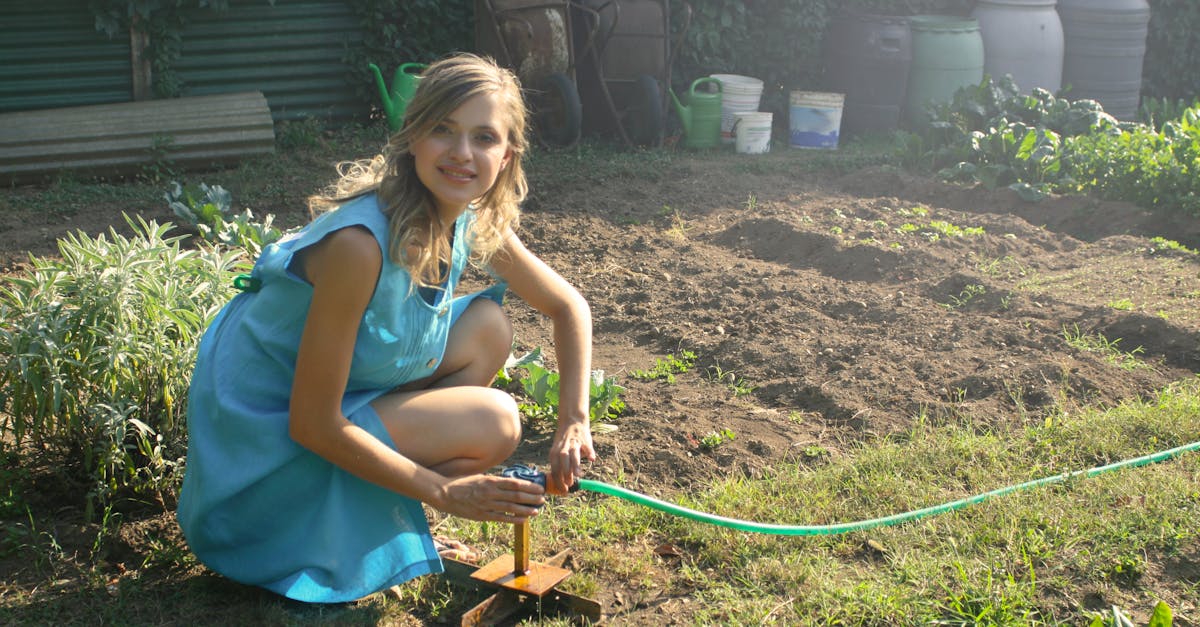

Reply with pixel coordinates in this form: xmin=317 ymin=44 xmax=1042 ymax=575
xmin=440 ymin=465 xmax=601 ymax=625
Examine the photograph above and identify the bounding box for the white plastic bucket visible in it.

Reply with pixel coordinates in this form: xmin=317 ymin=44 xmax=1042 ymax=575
xmin=789 ymin=91 xmax=845 ymax=150
xmin=711 ymin=74 xmax=764 ymax=144
xmin=733 ymin=112 xmax=772 ymax=154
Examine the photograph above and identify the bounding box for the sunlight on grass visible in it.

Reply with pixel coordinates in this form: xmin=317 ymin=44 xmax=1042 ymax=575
xmin=417 ymin=379 xmax=1200 ymax=624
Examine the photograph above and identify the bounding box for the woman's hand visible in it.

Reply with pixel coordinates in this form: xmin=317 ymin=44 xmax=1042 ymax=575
xmin=547 ymin=419 xmax=595 ymax=495
xmin=437 ymin=474 xmax=546 ymax=523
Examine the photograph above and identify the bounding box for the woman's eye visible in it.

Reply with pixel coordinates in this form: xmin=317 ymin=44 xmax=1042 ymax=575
xmin=432 ymin=124 xmax=452 ymax=135
xmin=475 ymin=133 xmax=500 ymax=145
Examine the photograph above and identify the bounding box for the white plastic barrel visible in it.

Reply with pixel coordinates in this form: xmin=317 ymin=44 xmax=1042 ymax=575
xmin=971 ymin=0 xmax=1064 ymax=93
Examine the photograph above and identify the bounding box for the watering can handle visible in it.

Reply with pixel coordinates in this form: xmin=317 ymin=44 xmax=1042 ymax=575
xmin=689 ymin=77 xmax=722 ymax=96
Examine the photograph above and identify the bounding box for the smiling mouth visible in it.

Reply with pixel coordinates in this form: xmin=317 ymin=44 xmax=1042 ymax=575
xmin=439 ymin=166 xmax=475 ymax=182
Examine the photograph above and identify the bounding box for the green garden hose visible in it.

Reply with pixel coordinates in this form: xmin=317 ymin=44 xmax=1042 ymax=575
xmin=571 ymin=439 xmax=1200 ymax=536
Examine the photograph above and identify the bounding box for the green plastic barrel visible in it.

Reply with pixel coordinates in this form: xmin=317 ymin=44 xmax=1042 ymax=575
xmin=905 ymin=15 xmax=985 ymax=126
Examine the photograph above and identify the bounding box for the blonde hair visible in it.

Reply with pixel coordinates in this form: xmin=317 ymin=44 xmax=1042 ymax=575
xmin=310 ymin=53 xmax=529 ymax=287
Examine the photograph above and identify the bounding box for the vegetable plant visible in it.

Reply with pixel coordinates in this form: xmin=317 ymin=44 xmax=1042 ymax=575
xmin=502 ymin=349 xmax=626 ymax=432
xmin=164 ymin=181 xmax=284 ymax=257
xmin=632 ymin=350 xmax=697 ymax=384
xmin=699 ymin=428 xmax=736 ymax=451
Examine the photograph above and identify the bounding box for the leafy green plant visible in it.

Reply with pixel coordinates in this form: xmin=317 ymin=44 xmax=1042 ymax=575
xmin=1148 ymin=237 xmax=1198 ymax=255
xmin=1140 ymin=96 xmax=1200 ymax=131
xmin=504 ymin=349 xmax=626 ymax=431
xmin=164 ymin=181 xmax=283 ymax=257
xmin=632 ymin=350 xmax=697 ymax=384
xmin=942 ymin=284 xmax=986 ymax=310
xmin=1064 ymin=106 xmax=1200 ymax=214
xmin=915 ymin=74 xmax=1200 ymax=213
xmin=707 ymin=364 xmax=755 ymax=397
xmin=1088 ymin=601 xmax=1173 ymax=627
xmin=0 ymin=217 xmax=243 ymax=517
xmin=699 ymin=428 xmax=736 ymax=451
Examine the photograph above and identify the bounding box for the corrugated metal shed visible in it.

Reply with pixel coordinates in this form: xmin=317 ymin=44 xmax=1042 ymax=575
xmin=175 ymin=0 xmax=369 ymax=123
xmin=0 ymin=0 xmax=134 ymax=114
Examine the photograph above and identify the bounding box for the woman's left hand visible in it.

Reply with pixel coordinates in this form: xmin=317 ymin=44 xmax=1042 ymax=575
xmin=547 ymin=419 xmax=595 ymax=495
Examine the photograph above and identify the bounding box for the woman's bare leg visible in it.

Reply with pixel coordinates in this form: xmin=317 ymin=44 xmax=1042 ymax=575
xmin=371 ymin=298 xmax=520 ymax=476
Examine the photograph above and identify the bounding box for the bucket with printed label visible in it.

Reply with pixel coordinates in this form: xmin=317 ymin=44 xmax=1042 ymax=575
xmin=732 ymin=112 xmax=773 ymax=154
xmin=789 ymin=91 xmax=845 ymax=149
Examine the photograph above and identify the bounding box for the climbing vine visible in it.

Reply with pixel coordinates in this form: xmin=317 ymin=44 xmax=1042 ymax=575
xmin=341 ymin=0 xmax=472 ymax=105
xmin=1143 ymin=0 xmax=1200 ymax=103
xmin=87 ymin=1 xmax=275 ymax=97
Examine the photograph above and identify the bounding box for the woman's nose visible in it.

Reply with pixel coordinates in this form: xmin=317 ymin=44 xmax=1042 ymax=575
xmin=448 ymin=133 xmax=471 ymax=161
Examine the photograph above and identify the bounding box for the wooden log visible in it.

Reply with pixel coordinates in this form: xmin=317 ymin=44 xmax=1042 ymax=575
xmin=0 ymin=91 xmax=275 ymax=184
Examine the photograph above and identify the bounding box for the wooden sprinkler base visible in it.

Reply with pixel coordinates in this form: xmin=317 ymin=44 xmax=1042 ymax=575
xmin=441 ymin=521 xmax=602 ymax=625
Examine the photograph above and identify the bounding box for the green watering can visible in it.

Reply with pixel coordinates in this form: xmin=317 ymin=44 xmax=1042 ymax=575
xmin=368 ymin=62 xmax=427 ymax=132
xmin=669 ymin=77 xmax=723 ymax=149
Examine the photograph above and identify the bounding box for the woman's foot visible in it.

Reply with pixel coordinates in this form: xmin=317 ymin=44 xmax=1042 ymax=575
xmin=433 ymin=535 xmax=480 ymax=563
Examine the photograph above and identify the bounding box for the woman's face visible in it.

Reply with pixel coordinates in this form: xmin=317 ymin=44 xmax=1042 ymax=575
xmin=411 ymin=91 xmax=513 ymax=222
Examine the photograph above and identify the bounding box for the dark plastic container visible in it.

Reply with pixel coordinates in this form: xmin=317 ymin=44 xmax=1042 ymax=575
xmin=824 ymin=12 xmax=912 ymax=136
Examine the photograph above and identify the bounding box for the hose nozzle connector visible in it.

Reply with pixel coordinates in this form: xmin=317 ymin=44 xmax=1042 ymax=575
xmin=502 ymin=464 xmax=579 ymax=492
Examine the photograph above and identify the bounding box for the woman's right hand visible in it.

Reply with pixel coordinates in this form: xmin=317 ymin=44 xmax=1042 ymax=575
xmin=436 ymin=474 xmax=546 ymax=523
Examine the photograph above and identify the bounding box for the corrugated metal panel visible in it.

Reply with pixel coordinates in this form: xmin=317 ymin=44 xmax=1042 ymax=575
xmin=175 ymin=0 xmax=369 ymax=123
xmin=0 ymin=0 xmax=133 ymax=114
xmin=0 ymin=91 xmax=275 ymax=184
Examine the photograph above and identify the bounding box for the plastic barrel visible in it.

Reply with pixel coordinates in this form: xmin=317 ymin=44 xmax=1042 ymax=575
xmin=971 ymin=0 xmax=1063 ymax=93
xmin=905 ymin=15 xmax=985 ymax=126
xmin=1057 ymin=0 xmax=1150 ymax=120
xmin=823 ymin=11 xmax=912 ymax=136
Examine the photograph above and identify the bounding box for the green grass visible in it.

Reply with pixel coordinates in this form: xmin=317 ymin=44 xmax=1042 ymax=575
xmin=1062 ymin=324 xmax=1152 ymax=371
xmin=2 ymin=125 xmax=1196 ymax=625
xmin=425 ymin=379 xmax=1200 ymax=625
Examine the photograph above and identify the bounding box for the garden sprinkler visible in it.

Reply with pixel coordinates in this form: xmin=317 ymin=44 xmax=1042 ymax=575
xmin=440 ymin=465 xmax=601 ymax=625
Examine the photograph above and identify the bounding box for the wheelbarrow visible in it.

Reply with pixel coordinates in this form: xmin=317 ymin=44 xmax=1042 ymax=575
xmin=475 ymin=0 xmax=591 ymax=147
xmin=570 ymin=0 xmax=691 ymax=147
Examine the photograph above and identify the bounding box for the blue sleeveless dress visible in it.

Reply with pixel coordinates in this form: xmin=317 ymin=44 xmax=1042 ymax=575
xmin=177 ymin=193 xmax=506 ymax=603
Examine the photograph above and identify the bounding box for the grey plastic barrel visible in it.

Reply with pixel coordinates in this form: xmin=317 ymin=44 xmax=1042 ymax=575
xmin=971 ymin=0 xmax=1063 ymax=94
xmin=1057 ymin=0 xmax=1150 ymax=120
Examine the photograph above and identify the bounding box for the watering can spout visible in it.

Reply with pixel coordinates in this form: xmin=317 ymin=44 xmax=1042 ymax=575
xmin=368 ymin=63 xmax=393 ymax=109
xmin=669 ymin=87 xmax=692 ymax=137
xmin=367 ymin=62 xmax=427 ymax=133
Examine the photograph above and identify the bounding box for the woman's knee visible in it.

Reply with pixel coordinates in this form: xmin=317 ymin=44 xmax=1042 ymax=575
xmin=479 ymin=388 xmax=522 ymax=462
xmin=466 ymin=298 xmax=514 ymax=357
